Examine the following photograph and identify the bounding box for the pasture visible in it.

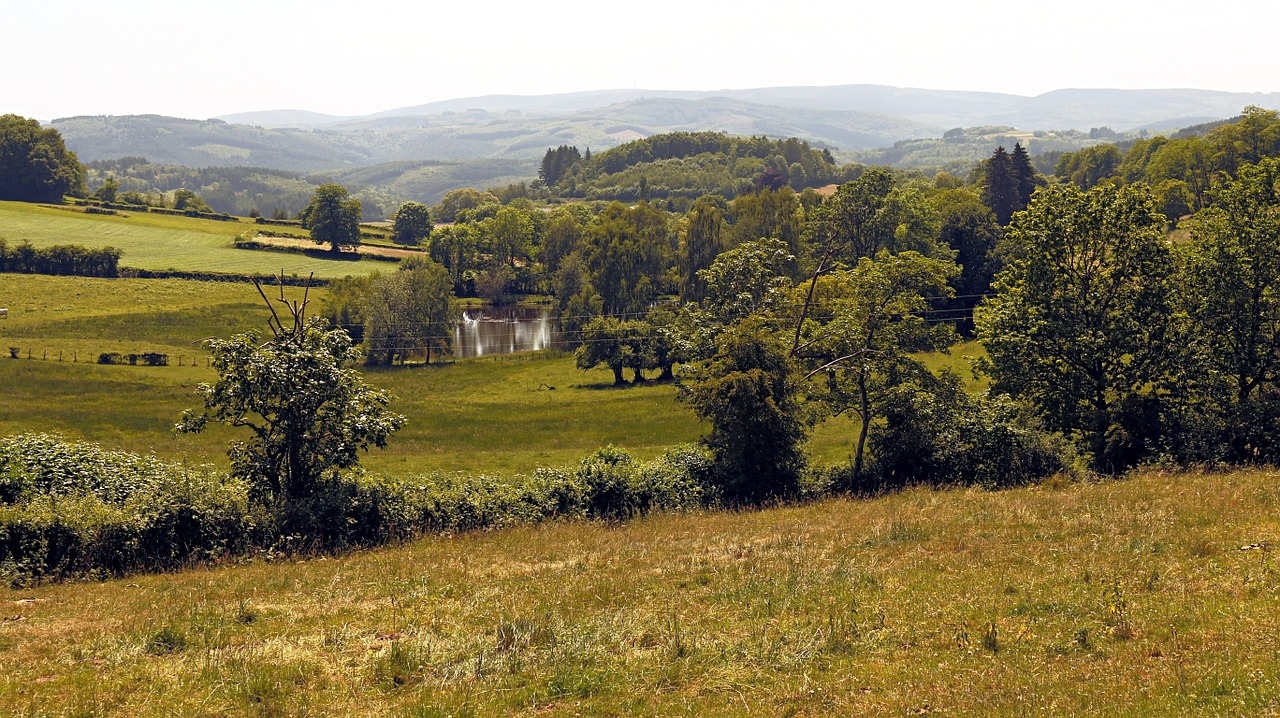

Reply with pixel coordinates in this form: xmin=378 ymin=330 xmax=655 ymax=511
xmin=2 ymin=469 xmax=1277 ymax=716
xmin=0 ymin=201 xmax=385 ymax=278
xmin=1 ymin=274 xmax=967 ymax=474
xmin=0 ymin=275 xmax=707 ymax=474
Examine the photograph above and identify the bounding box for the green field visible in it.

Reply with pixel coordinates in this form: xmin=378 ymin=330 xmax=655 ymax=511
xmin=0 ymin=275 xmax=712 ymax=474
xmin=0 ymin=274 xmax=933 ymax=474
xmin=0 ymin=201 xmax=386 ymax=278
xmin=3 ymin=469 xmax=1277 ymax=716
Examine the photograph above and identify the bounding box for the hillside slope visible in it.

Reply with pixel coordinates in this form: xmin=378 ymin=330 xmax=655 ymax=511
xmin=4 ymin=470 xmax=1278 ymax=716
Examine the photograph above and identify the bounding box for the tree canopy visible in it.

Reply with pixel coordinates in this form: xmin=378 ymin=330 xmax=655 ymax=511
xmin=976 ymin=183 xmax=1174 ymax=472
xmin=0 ymin=114 xmax=84 ymax=202
xmin=300 ymin=183 xmax=362 ymax=254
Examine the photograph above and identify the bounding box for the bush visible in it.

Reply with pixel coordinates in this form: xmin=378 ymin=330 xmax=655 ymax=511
xmin=0 ymin=435 xmax=718 ymax=584
xmin=0 ymin=434 xmax=252 ymax=583
xmin=868 ymin=371 xmax=1075 ymax=490
xmin=576 ymin=445 xmax=640 ymax=519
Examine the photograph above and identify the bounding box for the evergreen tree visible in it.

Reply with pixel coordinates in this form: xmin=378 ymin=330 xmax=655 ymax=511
xmin=1010 ymin=142 xmax=1040 ymax=210
xmin=982 ymin=146 xmax=1019 ymax=225
xmin=539 ymin=145 xmax=582 ymax=185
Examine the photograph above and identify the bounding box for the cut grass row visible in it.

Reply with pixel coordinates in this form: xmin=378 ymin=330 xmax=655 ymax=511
xmin=0 ymin=201 xmax=386 ymax=278
xmin=2 ymin=469 xmax=1276 ymax=715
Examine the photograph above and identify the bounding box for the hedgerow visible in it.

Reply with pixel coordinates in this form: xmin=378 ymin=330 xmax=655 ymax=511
xmin=0 ymin=435 xmax=715 ymax=584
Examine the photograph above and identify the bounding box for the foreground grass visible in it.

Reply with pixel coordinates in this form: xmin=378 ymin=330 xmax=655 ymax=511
xmin=2 ymin=470 xmax=1278 ymax=716
xmin=0 ymin=201 xmax=385 ymax=278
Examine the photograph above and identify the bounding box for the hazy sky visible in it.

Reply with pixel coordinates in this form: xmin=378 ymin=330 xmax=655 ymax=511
xmin=6 ymin=0 xmax=1276 ymax=121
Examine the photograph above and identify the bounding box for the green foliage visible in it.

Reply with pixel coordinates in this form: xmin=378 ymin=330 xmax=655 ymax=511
xmin=1171 ymin=158 xmax=1280 ymax=463
xmin=550 ymin=132 xmax=844 ymax=202
xmin=435 ymin=188 xmax=499 ymax=223
xmin=171 ymin=188 xmax=213 ymax=214
xmin=583 ymin=201 xmax=671 ymax=315
xmin=804 ymin=168 xmax=949 ymax=266
xmin=299 ymin=183 xmax=362 ymax=253
xmin=677 ymin=196 xmax=725 ymax=302
xmin=679 ymin=319 xmax=809 ymax=501
xmin=853 ymin=126 xmax=1105 ymax=175
xmin=93 ymin=176 xmax=119 ymax=203
xmin=795 ymin=251 xmax=958 ymax=479
xmin=540 ymin=145 xmax=582 ymax=185
xmin=980 ymin=143 xmax=1040 ymax=225
xmin=0 ymin=435 xmax=713 ymax=583
xmin=362 ymin=257 xmax=458 ymax=365
xmin=930 ymin=188 xmax=1002 ymax=308
xmin=574 ymin=316 xmax=634 ymax=385
xmin=1054 ymin=144 xmax=1123 ymax=189
xmin=0 ymin=238 xmax=121 ymax=277
xmin=177 ymin=318 xmax=404 ymax=502
xmin=0 ymin=434 xmax=253 ymax=583
xmin=391 ymin=201 xmax=433 ymax=245
xmin=85 ymin=157 xmax=318 ymax=218
xmin=696 ymin=237 xmax=794 ymax=326
xmin=976 ymin=184 xmax=1175 ymax=472
xmin=869 ymin=372 xmax=1073 ymax=490
xmin=0 ymin=114 xmax=84 ymax=202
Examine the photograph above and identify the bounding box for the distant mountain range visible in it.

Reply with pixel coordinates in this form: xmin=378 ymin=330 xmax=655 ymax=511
xmin=54 ymin=85 xmax=1280 ymax=172
xmin=217 ymin=85 xmax=1280 ymax=134
xmin=46 ymin=85 xmax=1280 ymax=206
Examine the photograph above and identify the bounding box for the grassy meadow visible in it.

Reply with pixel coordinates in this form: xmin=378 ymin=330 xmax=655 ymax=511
xmin=0 ymin=201 xmax=386 ymax=278
xmin=2 ymin=469 xmax=1278 ymax=716
xmin=0 ymin=275 xmax=710 ymax=474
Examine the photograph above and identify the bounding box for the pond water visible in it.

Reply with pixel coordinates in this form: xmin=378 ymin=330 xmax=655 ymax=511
xmin=452 ymin=306 xmax=562 ymax=358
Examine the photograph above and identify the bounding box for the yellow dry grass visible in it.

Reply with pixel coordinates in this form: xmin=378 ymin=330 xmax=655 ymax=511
xmin=3 ymin=469 xmax=1279 ymax=716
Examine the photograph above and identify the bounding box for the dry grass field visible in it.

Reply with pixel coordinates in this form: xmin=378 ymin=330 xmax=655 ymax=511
xmin=2 ymin=469 xmax=1278 ymax=716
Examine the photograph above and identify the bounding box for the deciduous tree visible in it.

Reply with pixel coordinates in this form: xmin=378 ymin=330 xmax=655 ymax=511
xmin=976 ymin=184 xmax=1175 ymax=472
xmin=300 ymin=184 xmax=362 ymax=254
xmin=0 ymin=114 xmax=84 ymax=202
xmin=177 ymin=284 xmax=403 ymax=502
xmin=392 ymin=201 xmax=433 ymax=246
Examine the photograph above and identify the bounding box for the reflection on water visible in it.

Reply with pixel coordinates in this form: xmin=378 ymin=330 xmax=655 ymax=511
xmin=452 ymin=306 xmax=562 ymax=358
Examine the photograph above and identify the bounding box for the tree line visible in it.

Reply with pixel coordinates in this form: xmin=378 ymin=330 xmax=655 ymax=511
xmin=0 ymin=239 xmax=120 ymax=277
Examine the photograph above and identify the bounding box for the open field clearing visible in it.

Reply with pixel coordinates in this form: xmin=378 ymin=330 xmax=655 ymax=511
xmin=0 ymin=202 xmax=385 ymax=278
xmin=2 ymin=470 xmax=1278 ymax=716
xmin=2 ymin=274 xmax=963 ymax=474
xmin=0 ymin=276 xmax=705 ymax=474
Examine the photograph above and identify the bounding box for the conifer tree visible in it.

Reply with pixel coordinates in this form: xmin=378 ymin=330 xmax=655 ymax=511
xmin=982 ymin=146 xmax=1019 ymax=225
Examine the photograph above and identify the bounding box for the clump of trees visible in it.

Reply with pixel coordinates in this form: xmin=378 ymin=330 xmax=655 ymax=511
xmin=536 ymin=132 xmax=849 ymax=203
xmin=977 ymin=157 xmax=1280 ymax=472
xmin=321 ymin=257 xmax=459 ymax=366
xmin=0 ymin=239 xmax=121 ymax=277
xmin=0 ymin=115 xmax=84 ymax=202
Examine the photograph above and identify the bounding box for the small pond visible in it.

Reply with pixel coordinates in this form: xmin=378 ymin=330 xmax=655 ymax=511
xmin=452 ymin=305 xmax=562 ymax=358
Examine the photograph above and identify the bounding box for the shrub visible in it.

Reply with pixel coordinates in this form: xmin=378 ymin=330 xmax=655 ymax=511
xmin=575 ymin=446 xmax=640 ymax=519
xmin=0 ymin=435 xmax=717 ymax=583
xmin=869 ymin=371 xmax=1074 ymax=490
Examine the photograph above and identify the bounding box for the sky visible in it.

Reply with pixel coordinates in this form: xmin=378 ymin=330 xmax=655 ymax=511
xmin=5 ymin=0 xmax=1277 ymax=121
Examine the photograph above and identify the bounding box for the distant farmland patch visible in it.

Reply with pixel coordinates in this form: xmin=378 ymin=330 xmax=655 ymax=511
xmin=0 ymin=201 xmax=386 ymax=278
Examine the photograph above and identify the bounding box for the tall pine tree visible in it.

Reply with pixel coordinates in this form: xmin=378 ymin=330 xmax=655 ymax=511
xmin=982 ymin=146 xmax=1019 ymax=225
xmin=1010 ymin=142 xmax=1040 ymax=211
